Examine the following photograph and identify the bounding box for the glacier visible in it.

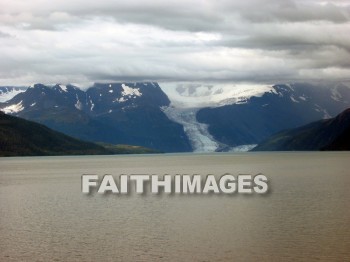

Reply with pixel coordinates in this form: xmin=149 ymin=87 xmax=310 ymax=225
xmin=160 ymin=83 xmax=273 ymax=152
xmin=162 ymin=106 xmax=220 ymax=152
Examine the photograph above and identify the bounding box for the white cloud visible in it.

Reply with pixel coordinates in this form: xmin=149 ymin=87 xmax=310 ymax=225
xmin=0 ymin=0 xmax=349 ymax=86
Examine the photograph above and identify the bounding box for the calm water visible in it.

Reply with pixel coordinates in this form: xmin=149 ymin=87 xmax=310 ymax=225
xmin=0 ymin=152 xmax=350 ymax=261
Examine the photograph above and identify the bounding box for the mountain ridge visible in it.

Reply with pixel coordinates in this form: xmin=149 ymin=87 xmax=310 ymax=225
xmin=252 ymin=108 xmax=350 ymax=151
xmin=196 ymin=83 xmax=350 ymax=148
xmin=0 ymin=111 xmax=110 ymax=156
xmin=0 ymin=82 xmax=192 ymax=152
xmin=1 ymin=82 xmax=350 ymax=152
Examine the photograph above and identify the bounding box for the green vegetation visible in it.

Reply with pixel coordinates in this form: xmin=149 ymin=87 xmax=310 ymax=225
xmin=97 ymin=142 xmax=162 ymax=154
xmin=0 ymin=112 xmax=161 ymax=156
xmin=253 ymin=108 xmax=350 ymax=151
xmin=0 ymin=111 xmax=110 ymax=156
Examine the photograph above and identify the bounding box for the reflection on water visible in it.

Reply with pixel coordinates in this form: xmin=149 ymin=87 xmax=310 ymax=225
xmin=0 ymin=152 xmax=349 ymax=261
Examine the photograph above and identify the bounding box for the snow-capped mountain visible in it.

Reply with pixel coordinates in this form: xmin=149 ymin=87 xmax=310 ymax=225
xmin=159 ymin=82 xmax=350 ymax=151
xmin=1 ymin=82 xmax=350 ymax=153
xmin=196 ymin=83 xmax=350 ymax=148
xmin=0 ymin=82 xmax=192 ymax=152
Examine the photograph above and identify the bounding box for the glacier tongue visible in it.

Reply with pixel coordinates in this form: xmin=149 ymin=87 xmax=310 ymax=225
xmin=162 ymin=106 xmax=220 ymax=152
xmin=159 ymin=83 xmax=274 ymax=152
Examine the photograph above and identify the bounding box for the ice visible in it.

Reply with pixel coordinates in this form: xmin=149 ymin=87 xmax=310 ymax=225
xmin=159 ymin=83 xmax=275 ymax=152
xmin=162 ymin=106 xmax=219 ymax=152
xmin=160 ymin=83 xmax=272 ymax=108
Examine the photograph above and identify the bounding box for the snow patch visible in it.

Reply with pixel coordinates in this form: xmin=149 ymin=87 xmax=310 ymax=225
xmin=2 ymin=100 xmax=24 ymax=114
xmin=89 ymin=97 xmax=95 ymax=111
xmin=315 ymin=104 xmax=331 ymax=119
xmin=59 ymin=84 xmax=67 ymax=92
xmin=290 ymin=96 xmax=299 ymax=103
xmin=75 ymin=94 xmax=82 ymax=110
xmin=270 ymin=88 xmax=278 ymax=95
xmin=115 ymin=97 xmax=126 ymax=103
xmin=121 ymin=84 xmax=142 ymax=97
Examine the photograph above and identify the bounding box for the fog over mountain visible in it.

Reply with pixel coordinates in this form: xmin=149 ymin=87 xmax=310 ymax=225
xmin=0 ymin=0 xmax=349 ymax=86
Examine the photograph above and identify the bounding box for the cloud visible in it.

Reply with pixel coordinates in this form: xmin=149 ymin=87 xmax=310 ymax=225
xmin=0 ymin=0 xmax=349 ymax=86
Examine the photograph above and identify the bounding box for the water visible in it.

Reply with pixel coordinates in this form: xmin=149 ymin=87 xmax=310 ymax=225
xmin=1 ymin=152 xmax=350 ymax=261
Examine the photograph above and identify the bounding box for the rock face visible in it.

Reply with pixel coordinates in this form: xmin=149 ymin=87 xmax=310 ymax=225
xmin=0 ymin=83 xmax=192 ymax=152
xmin=252 ymin=108 xmax=350 ymax=151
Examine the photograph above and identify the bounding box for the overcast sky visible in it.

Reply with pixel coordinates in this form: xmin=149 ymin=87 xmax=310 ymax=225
xmin=0 ymin=0 xmax=349 ymax=86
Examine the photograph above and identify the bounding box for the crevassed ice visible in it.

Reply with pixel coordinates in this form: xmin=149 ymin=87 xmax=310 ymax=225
xmin=162 ymin=107 xmax=219 ymax=152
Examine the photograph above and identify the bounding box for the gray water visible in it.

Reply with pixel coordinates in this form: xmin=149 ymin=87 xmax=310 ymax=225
xmin=0 ymin=152 xmax=350 ymax=261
